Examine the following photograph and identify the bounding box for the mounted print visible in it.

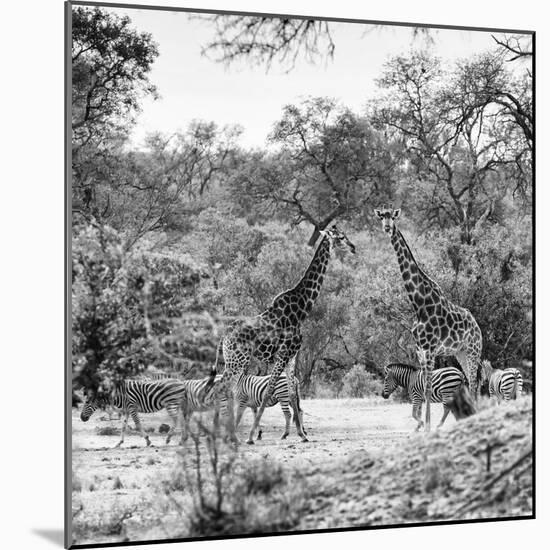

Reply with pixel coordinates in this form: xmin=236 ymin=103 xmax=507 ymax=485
xmin=66 ymin=1 xmax=534 ymax=547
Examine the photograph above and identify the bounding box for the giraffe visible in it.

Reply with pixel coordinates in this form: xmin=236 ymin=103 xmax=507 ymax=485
xmin=374 ymin=206 xmax=482 ymax=431
xmin=206 ymin=225 xmax=356 ymax=444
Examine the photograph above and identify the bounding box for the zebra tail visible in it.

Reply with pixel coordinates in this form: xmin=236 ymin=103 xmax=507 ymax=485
xmin=512 ymin=371 xmax=521 ymax=399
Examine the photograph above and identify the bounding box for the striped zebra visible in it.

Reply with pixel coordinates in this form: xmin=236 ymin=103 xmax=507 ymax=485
xmin=80 ymin=379 xmax=189 ymax=447
xmin=177 ymin=372 xmax=304 ymax=441
xmin=481 ymin=360 xmax=523 ymax=403
xmin=382 ymin=363 xmax=466 ymax=431
xmin=234 ymin=372 xmax=305 ymax=441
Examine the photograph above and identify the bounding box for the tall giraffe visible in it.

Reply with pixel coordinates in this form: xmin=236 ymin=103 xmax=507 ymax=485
xmin=207 ymin=225 xmax=356 ymax=444
xmin=374 ymin=206 xmax=482 ymax=431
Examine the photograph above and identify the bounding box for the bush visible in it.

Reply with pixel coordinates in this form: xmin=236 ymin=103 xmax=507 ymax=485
xmin=72 ymin=222 xmax=215 ymax=397
xmin=342 ymin=365 xmax=383 ymax=398
xmin=157 ymin=418 xmax=309 ymax=537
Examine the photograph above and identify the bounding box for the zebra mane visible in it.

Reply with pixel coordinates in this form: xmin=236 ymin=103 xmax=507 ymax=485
xmin=385 ymin=362 xmax=420 ymax=372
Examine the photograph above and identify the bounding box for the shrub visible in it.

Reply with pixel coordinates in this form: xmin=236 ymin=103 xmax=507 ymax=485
xmin=157 ymin=417 xmax=309 ymax=537
xmin=342 ymin=365 xmax=383 ymax=398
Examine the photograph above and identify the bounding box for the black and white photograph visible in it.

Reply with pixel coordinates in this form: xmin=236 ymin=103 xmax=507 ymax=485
xmin=67 ymin=1 xmax=533 ymax=547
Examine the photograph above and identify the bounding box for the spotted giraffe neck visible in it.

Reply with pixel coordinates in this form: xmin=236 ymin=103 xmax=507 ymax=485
xmin=390 ymin=226 xmax=443 ymax=312
xmin=268 ymin=235 xmax=331 ymax=322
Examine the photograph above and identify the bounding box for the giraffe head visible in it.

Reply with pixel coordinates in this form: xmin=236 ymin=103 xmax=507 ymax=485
xmin=319 ymin=225 xmax=356 ymax=254
xmin=374 ymin=205 xmax=401 ymax=235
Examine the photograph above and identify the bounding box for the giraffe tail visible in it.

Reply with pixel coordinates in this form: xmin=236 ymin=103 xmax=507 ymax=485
xmin=204 ymin=338 xmax=223 ymax=395
xmin=292 ymin=377 xmax=303 ymax=422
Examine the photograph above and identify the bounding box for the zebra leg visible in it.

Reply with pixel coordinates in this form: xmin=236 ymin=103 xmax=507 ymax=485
xmin=412 ymin=401 xmax=424 ymax=431
xmin=165 ymin=403 xmax=179 ymax=445
xmin=250 ymin=407 xmax=264 ymax=440
xmin=280 ymin=401 xmax=291 ymax=440
xmin=115 ymin=411 xmax=129 ymax=448
xmin=131 ymin=409 xmax=151 ymax=447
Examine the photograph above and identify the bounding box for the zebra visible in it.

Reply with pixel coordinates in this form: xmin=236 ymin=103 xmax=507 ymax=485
xmin=177 ymin=372 xmax=304 ymax=441
xmin=234 ymin=372 xmax=305 ymax=441
xmin=382 ymin=363 xmax=466 ymax=431
xmin=481 ymin=360 xmax=523 ymax=403
xmin=80 ymin=379 xmax=189 ymax=447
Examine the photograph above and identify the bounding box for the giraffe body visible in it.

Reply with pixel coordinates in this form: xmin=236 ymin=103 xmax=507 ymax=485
xmin=375 ymin=207 xmax=482 ymax=431
xmin=208 ymin=226 xmax=355 ymax=444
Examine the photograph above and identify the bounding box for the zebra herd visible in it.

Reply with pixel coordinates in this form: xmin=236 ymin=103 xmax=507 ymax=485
xmin=80 ymin=368 xmax=303 ymax=447
xmin=79 ymin=358 xmax=522 ymax=447
xmin=382 ymin=361 xmax=524 ymax=432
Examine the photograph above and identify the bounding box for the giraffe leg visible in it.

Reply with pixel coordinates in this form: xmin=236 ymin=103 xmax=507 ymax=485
xmin=285 ymin=357 xmax=308 ymax=441
xmin=115 ymin=411 xmax=129 ymax=448
xmin=416 ymin=347 xmax=433 ymax=432
xmin=224 ymin=387 xmax=239 ymax=444
xmin=180 ymin=409 xmax=190 ymax=444
xmin=235 ymin=402 xmax=246 ymax=429
xmin=424 ymin=358 xmax=435 ymax=433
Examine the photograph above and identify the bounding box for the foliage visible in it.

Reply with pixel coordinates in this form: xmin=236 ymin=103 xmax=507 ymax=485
xmin=72 ymin=6 xmax=159 ymax=220
xmin=71 ymin=222 xmax=213 ymax=395
xmin=342 ymin=365 xmax=383 ymax=398
xmin=372 ymin=50 xmax=532 ymax=242
xmin=72 ymin=6 xmax=158 ymax=149
xmin=159 ymin=418 xmax=306 ymax=537
xmin=201 ymin=15 xmax=335 ymax=71
xmin=70 ymin=10 xmax=532 ymax=401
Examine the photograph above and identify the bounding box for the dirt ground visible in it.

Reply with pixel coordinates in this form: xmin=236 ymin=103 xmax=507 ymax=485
xmin=70 ymin=398 xmax=461 ymax=545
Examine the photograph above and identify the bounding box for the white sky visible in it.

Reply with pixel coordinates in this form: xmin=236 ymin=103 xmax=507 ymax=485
xmin=103 ymin=6 xmax=527 ymax=149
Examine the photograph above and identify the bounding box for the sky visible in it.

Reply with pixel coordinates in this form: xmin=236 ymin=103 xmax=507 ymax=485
xmin=101 ymin=6 xmax=528 ymax=149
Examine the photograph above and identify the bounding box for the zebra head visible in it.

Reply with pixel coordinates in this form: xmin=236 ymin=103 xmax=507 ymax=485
xmin=381 ymin=366 xmax=399 ymax=399
xmin=80 ymin=391 xmax=108 ymax=422
xmin=80 ymin=397 xmax=98 ymax=422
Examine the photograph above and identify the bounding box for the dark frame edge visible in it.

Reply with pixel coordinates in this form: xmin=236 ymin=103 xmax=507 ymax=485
xmin=65 ymin=1 xmax=74 ymax=548
xmin=69 ymin=0 xmax=535 ymax=35
xmin=530 ymin=30 xmax=536 ymax=520
xmin=69 ymin=514 xmax=535 ymax=550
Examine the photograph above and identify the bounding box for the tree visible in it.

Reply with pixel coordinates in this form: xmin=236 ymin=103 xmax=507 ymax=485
xmin=201 ymin=15 xmax=335 ymax=71
xmin=239 ymin=97 xmax=396 ymax=245
xmin=373 ymin=51 xmax=530 ymax=243
xmin=72 ymin=6 xmax=159 ymax=218
xmin=200 ymin=14 xmax=433 ymax=72
xmin=72 ymin=6 xmax=159 ymax=150
xmin=72 ymin=222 xmax=215 ymax=395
